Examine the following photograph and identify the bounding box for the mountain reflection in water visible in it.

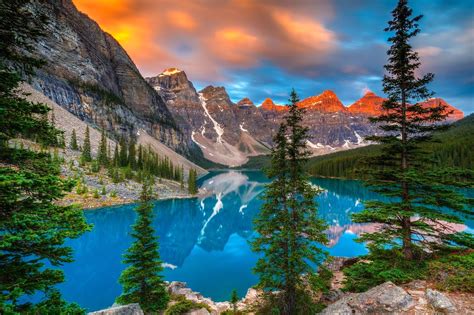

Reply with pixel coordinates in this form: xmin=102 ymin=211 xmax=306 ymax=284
xmin=58 ymin=171 xmax=470 ymax=311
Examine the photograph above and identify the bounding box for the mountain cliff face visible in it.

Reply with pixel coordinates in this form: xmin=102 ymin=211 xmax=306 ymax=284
xmin=26 ymin=0 xmax=198 ymax=156
xmin=148 ymin=69 xmax=464 ymax=166
xmin=348 ymin=91 xmax=464 ymax=121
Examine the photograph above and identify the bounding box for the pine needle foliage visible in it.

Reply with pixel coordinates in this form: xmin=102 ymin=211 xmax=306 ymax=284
xmin=116 ymin=181 xmax=169 ymax=312
xmin=352 ymin=0 xmax=474 ymax=260
xmin=251 ymin=89 xmax=328 ymax=314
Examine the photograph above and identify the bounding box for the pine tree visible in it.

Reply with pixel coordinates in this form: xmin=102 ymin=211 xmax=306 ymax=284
xmin=180 ymin=166 xmax=184 ymax=190
xmin=187 ymin=169 xmax=198 ymax=194
xmin=116 ymin=181 xmax=169 ymax=312
xmin=70 ymin=129 xmax=78 ymax=150
xmin=137 ymin=144 xmax=143 ymax=169
xmin=0 ymin=1 xmax=90 ymax=311
xmin=113 ymin=143 xmax=119 ymax=167
xmin=353 ymin=0 xmax=474 ymax=259
xmin=128 ymin=138 xmax=136 ymax=169
xmin=97 ymin=129 xmax=108 ymax=166
xmin=230 ymin=289 xmax=239 ymax=314
xmin=81 ymin=126 xmax=92 ymax=162
xmin=251 ymin=89 xmax=328 ymax=314
xmin=119 ymin=136 xmax=128 ymax=167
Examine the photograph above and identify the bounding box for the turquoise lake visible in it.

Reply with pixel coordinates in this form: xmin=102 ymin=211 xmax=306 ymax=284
xmin=58 ymin=170 xmax=473 ymax=311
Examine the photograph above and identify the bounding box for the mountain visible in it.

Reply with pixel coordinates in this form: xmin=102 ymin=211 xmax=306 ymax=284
xmin=147 ymin=72 xmax=271 ymax=167
xmin=348 ymin=91 xmax=464 ymax=121
xmin=421 ymin=98 xmax=464 ymax=121
xmin=24 ymin=0 xmax=201 ymax=161
xmin=348 ymin=91 xmax=385 ymax=116
xmin=298 ymin=90 xmax=347 ymax=112
xmin=306 ymin=114 xmax=474 ymax=178
xmin=147 ymin=68 xmax=464 ymax=167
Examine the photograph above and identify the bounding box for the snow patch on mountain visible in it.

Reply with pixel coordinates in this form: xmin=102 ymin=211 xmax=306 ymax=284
xmin=199 ymin=93 xmax=224 ymax=144
xmin=240 ymin=123 xmax=248 ymax=132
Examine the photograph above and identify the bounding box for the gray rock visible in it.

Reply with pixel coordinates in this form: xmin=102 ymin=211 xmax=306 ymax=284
xmin=185 ymin=308 xmax=210 ymax=315
xmin=426 ymin=289 xmax=457 ymax=314
xmin=320 ymin=282 xmax=414 ymax=314
xmin=88 ymin=303 xmax=143 ymax=315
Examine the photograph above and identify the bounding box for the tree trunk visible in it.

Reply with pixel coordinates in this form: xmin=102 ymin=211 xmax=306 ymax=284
xmin=400 ymin=89 xmax=413 ymax=260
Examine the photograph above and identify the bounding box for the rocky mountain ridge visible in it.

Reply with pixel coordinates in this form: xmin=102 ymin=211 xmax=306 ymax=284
xmin=25 ymin=0 xmax=202 ymax=163
xmin=147 ymin=68 xmax=463 ymax=166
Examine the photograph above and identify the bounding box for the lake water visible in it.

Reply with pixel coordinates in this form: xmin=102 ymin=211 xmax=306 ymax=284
xmin=58 ymin=170 xmax=472 ymax=311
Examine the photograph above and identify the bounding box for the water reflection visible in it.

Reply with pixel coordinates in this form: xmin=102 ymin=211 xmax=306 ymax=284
xmin=59 ymin=171 xmax=470 ymax=311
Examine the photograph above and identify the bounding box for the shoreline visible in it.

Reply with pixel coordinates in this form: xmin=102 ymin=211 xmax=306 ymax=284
xmin=61 ymin=190 xmax=207 ymax=211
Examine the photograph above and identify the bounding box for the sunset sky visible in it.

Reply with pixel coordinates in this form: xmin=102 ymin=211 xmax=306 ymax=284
xmin=73 ymin=0 xmax=473 ymax=113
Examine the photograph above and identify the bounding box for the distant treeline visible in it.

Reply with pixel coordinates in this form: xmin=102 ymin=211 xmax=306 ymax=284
xmin=307 ymin=114 xmax=474 ymax=179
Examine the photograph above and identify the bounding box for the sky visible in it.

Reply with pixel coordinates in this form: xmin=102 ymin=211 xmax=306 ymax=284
xmin=73 ymin=0 xmax=473 ymax=113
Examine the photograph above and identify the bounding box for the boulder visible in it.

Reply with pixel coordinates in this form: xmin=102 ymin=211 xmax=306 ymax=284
xmin=185 ymin=308 xmax=210 ymax=315
xmin=426 ymin=289 xmax=457 ymax=314
xmin=321 ymin=282 xmax=414 ymax=314
xmin=88 ymin=303 xmax=143 ymax=315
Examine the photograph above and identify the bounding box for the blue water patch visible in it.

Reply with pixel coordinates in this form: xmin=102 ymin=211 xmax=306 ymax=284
xmin=50 ymin=170 xmax=471 ymax=311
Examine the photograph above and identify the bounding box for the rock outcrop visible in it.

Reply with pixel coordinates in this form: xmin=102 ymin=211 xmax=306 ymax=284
xmin=26 ymin=0 xmax=199 ymax=158
xmin=426 ymin=289 xmax=457 ymax=314
xmin=321 ymin=282 xmax=415 ymax=314
xmin=88 ymin=303 xmax=143 ymax=315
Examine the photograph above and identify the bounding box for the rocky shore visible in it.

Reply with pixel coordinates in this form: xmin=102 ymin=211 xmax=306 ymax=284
xmin=89 ymin=258 xmax=474 ymax=314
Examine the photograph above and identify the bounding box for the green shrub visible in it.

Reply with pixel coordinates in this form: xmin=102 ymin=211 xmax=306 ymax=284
xmin=101 ymin=186 xmax=106 ymax=195
xmin=93 ymin=189 xmax=100 ymax=199
xmin=343 ymin=249 xmax=426 ymax=292
xmin=428 ymin=251 xmax=474 ymax=292
xmin=110 ymin=190 xmax=117 ymax=198
xmin=164 ymin=300 xmax=210 ymax=315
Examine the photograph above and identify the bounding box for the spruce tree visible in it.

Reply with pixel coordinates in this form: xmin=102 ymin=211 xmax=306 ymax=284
xmin=98 ymin=129 xmax=108 ymax=166
xmin=251 ymin=90 xmax=328 ymax=314
xmin=137 ymin=144 xmax=144 ymax=169
xmin=70 ymin=129 xmax=78 ymax=150
xmin=128 ymin=138 xmax=136 ymax=169
xmin=119 ymin=136 xmax=128 ymax=167
xmin=353 ymin=0 xmax=474 ymax=259
xmin=81 ymin=126 xmax=92 ymax=162
xmin=180 ymin=166 xmax=184 ymax=190
xmin=187 ymin=169 xmax=198 ymax=195
xmin=113 ymin=143 xmax=119 ymax=167
xmin=116 ymin=181 xmax=169 ymax=312
xmin=0 ymin=0 xmax=90 ymax=311
xmin=230 ymin=289 xmax=239 ymax=314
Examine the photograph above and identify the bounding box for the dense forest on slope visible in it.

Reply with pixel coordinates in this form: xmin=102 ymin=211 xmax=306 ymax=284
xmin=307 ymin=114 xmax=474 ymax=178
xmin=239 ymin=114 xmax=473 ymax=178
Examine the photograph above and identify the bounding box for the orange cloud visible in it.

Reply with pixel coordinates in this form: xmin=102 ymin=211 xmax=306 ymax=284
xmin=166 ymin=10 xmax=197 ymax=30
xmin=72 ymin=0 xmax=337 ymax=80
xmin=211 ymin=29 xmax=261 ymax=66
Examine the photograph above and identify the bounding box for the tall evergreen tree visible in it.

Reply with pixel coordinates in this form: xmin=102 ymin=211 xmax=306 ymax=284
xmin=116 ymin=181 xmax=169 ymax=312
xmin=251 ymin=90 xmax=328 ymax=314
xmin=187 ymin=169 xmax=198 ymax=195
xmin=119 ymin=136 xmax=128 ymax=167
xmin=98 ymin=129 xmax=108 ymax=166
xmin=128 ymin=138 xmax=136 ymax=168
xmin=353 ymin=0 xmax=474 ymax=259
xmin=81 ymin=126 xmax=92 ymax=162
xmin=0 ymin=0 xmax=90 ymax=311
xmin=113 ymin=143 xmax=119 ymax=167
xmin=70 ymin=128 xmax=78 ymax=150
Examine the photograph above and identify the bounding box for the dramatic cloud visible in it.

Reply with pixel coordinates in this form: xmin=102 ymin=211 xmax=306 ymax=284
xmin=73 ymin=0 xmax=473 ymax=113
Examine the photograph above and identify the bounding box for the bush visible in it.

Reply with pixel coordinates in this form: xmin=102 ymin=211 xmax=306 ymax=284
xmin=164 ymin=300 xmax=210 ymax=315
xmin=428 ymin=251 xmax=474 ymax=292
xmin=93 ymin=189 xmax=100 ymax=199
xmin=343 ymin=249 xmax=426 ymax=292
xmin=110 ymin=190 xmax=117 ymax=198
xmin=101 ymin=186 xmax=106 ymax=195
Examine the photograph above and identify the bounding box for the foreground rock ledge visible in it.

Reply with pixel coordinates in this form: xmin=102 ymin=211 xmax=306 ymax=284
xmin=89 ymin=280 xmax=471 ymax=314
